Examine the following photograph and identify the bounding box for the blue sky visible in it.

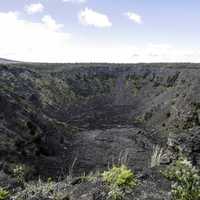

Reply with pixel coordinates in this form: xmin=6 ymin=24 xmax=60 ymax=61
xmin=0 ymin=0 xmax=200 ymax=62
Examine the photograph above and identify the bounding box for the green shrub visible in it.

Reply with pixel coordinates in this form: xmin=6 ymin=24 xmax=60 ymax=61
xmin=102 ymin=165 xmax=138 ymax=200
xmin=163 ymin=157 xmax=200 ymax=200
xmin=12 ymin=164 xmax=27 ymax=184
xmin=0 ymin=187 xmax=10 ymax=200
xmin=12 ymin=178 xmax=69 ymax=200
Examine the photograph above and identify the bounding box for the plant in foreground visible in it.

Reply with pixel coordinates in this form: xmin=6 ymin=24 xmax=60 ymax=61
xmin=150 ymin=145 xmax=168 ymax=168
xmin=163 ymin=156 xmax=200 ymax=200
xmin=12 ymin=164 xmax=27 ymax=184
xmin=102 ymin=165 xmax=138 ymax=200
xmin=0 ymin=187 xmax=10 ymax=200
xmin=11 ymin=178 xmax=69 ymax=200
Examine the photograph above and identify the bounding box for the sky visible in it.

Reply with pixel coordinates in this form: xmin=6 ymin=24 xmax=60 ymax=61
xmin=0 ymin=0 xmax=200 ymax=63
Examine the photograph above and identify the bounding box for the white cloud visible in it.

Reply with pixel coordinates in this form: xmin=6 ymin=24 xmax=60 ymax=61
xmin=124 ymin=12 xmax=142 ymax=24
xmin=63 ymin=0 xmax=87 ymax=3
xmin=78 ymin=8 xmax=112 ymax=28
xmin=0 ymin=12 xmax=199 ymax=63
xmin=0 ymin=11 xmax=70 ymax=62
xmin=25 ymin=3 xmax=44 ymax=15
xmin=42 ymin=15 xmax=64 ymax=31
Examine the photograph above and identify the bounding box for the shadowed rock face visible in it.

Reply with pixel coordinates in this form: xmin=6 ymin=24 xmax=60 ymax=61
xmin=1 ymin=63 xmax=200 ymax=198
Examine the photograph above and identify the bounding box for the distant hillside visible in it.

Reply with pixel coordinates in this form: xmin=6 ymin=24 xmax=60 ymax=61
xmin=0 ymin=57 xmax=20 ymax=64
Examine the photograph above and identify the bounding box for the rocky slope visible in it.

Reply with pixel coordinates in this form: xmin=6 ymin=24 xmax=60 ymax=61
xmin=1 ymin=62 xmax=200 ymax=199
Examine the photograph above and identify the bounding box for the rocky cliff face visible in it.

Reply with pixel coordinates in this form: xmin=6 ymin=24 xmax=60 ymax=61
xmin=1 ymin=63 xmax=200 ymax=199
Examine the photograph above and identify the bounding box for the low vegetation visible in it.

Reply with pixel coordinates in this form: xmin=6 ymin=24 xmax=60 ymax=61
xmin=150 ymin=145 xmax=167 ymax=168
xmin=12 ymin=164 xmax=27 ymax=184
xmin=0 ymin=187 xmax=10 ymax=200
xmin=163 ymin=156 xmax=200 ymax=200
xmin=102 ymin=165 xmax=138 ymax=200
xmin=11 ymin=178 xmax=69 ymax=200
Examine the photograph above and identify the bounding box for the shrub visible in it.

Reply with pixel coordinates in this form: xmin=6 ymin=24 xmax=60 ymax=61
xmin=12 ymin=164 xmax=26 ymax=184
xmin=163 ymin=157 xmax=200 ymax=200
xmin=150 ymin=145 xmax=167 ymax=168
xmin=11 ymin=178 xmax=69 ymax=200
xmin=0 ymin=187 xmax=10 ymax=200
xmin=81 ymin=171 xmax=100 ymax=183
xmin=102 ymin=165 xmax=138 ymax=200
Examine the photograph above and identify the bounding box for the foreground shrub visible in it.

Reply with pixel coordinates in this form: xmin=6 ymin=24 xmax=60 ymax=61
xmin=0 ymin=187 xmax=10 ymax=200
xmin=11 ymin=178 xmax=69 ymax=200
xmin=163 ymin=157 xmax=200 ymax=200
xmin=102 ymin=165 xmax=138 ymax=200
xmin=12 ymin=164 xmax=27 ymax=184
xmin=150 ymin=145 xmax=167 ymax=168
